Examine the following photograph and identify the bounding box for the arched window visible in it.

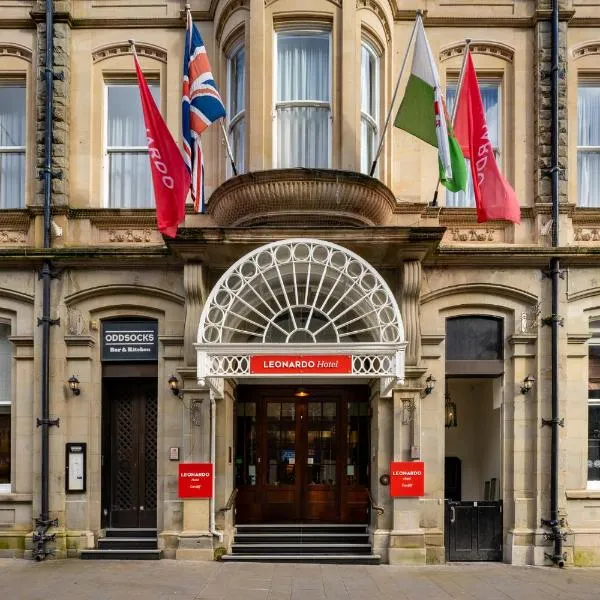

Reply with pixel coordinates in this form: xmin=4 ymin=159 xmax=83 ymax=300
xmin=446 ymin=316 xmax=503 ymax=361
xmin=227 ymin=42 xmax=246 ymax=176
xmin=360 ymin=40 xmax=379 ymax=175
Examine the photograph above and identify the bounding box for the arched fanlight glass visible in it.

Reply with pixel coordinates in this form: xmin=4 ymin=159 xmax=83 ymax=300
xmin=198 ymin=239 xmax=404 ymax=346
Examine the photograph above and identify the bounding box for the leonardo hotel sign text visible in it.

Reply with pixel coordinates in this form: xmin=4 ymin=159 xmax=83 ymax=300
xmin=249 ymin=355 xmax=352 ymax=375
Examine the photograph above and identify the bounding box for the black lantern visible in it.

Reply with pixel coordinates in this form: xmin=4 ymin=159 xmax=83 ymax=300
xmin=168 ymin=375 xmax=182 ymax=398
xmin=68 ymin=375 xmax=80 ymax=396
xmin=445 ymin=392 xmax=457 ymax=428
xmin=520 ymin=375 xmax=536 ymax=395
xmin=424 ymin=374 xmax=436 ymax=395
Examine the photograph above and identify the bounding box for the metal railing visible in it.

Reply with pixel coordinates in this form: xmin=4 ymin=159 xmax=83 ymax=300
xmin=218 ymin=487 xmax=238 ymax=513
xmin=368 ymin=488 xmax=384 ymax=516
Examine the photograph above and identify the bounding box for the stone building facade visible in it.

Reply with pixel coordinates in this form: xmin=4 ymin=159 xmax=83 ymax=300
xmin=1 ymin=0 xmax=600 ymax=566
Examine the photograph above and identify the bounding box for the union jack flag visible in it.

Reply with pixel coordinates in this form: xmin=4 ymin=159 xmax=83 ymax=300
xmin=182 ymin=11 xmax=226 ymax=212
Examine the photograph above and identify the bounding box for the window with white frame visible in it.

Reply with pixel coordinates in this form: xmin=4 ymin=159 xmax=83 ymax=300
xmin=578 ymin=83 xmax=600 ymax=207
xmin=228 ymin=43 xmax=246 ymax=176
xmin=275 ymin=31 xmax=331 ymax=168
xmin=588 ymin=322 xmax=600 ymax=489
xmin=445 ymin=80 xmax=501 ymax=208
xmin=361 ymin=41 xmax=379 ymax=175
xmin=0 ymin=82 xmax=26 ymax=209
xmin=105 ymin=82 xmax=159 ymax=208
xmin=0 ymin=322 xmax=12 ymax=492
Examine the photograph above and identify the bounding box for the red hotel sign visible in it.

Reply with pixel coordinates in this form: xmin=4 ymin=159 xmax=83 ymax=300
xmin=390 ymin=461 xmax=425 ymax=497
xmin=178 ymin=463 xmax=213 ymax=498
xmin=249 ymin=354 xmax=352 ymax=375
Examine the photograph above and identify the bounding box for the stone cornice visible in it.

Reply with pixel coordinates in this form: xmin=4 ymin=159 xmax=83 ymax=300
xmin=508 ymin=333 xmax=538 ymax=346
xmin=65 ymin=284 xmax=184 ymax=307
xmin=64 ymin=335 xmax=95 ymax=348
xmin=440 ymin=40 xmax=514 ymax=63
xmin=92 ymin=42 xmax=167 ymax=64
xmin=208 ymin=169 xmax=398 ymax=228
xmin=0 ymin=43 xmax=33 ymax=62
xmin=215 ymin=0 xmax=249 ymax=46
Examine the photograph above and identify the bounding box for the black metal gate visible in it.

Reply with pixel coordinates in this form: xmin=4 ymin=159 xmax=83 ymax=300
xmin=103 ymin=378 xmax=157 ymax=529
xmin=445 ymin=500 xmax=502 ymax=561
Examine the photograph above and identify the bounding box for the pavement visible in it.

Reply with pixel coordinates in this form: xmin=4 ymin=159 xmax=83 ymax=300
xmin=1 ymin=559 xmax=600 ymax=600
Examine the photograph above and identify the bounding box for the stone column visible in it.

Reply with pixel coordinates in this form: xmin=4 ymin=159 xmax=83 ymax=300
xmin=183 ymin=263 xmax=208 ymax=367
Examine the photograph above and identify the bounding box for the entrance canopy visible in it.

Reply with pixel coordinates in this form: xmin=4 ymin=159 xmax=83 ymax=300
xmin=196 ymin=239 xmax=406 ymax=397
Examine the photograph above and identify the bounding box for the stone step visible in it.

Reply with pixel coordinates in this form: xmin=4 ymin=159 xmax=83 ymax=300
xmin=221 ymin=553 xmax=381 ymax=564
xmin=231 ymin=543 xmax=372 ymax=555
xmin=104 ymin=528 xmax=157 ymax=539
xmin=97 ymin=537 xmax=158 ymax=550
xmin=80 ymin=549 xmax=162 ymax=560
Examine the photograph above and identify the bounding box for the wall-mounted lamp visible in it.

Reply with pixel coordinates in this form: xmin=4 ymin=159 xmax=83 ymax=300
xmin=521 ymin=375 xmax=536 ymax=395
xmin=68 ymin=375 xmax=80 ymax=396
xmin=168 ymin=375 xmax=183 ymax=399
xmin=445 ymin=392 xmax=457 ymax=428
xmin=423 ymin=374 xmax=436 ymax=396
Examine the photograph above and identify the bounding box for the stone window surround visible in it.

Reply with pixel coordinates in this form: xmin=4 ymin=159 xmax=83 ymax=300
xmin=0 ymin=43 xmax=33 ymax=209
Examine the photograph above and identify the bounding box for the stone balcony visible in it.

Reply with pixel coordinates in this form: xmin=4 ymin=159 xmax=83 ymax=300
xmin=207 ymin=168 xmax=396 ymax=228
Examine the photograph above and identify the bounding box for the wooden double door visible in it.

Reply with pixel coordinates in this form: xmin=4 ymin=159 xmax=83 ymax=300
xmin=235 ymin=386 xmax=370 ymax=524
xmin=102 ymin=377 xmax=158 ymax=529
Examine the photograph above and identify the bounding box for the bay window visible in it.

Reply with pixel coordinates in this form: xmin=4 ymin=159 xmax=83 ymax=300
xmin=275 ymin=31 xmax=331 ymax=168
xmin=361 ymin=42 xmax=379 ymax=175
xmin=228 ymin=43 xmax=246 ymax=176
xmin=445 ymin=80 xmax=501 ymax=208
xmin=105 ymin=82 xmax=159 ymax=208
xmin=0 ymin=82 xmax=26 ymax=209
xmin=578 ymin=83 xmax=600 ymax=207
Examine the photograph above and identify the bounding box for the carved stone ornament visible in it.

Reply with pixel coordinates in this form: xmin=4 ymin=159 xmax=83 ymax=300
xmin=574 ymin=227 xmax=600 ymax=242
xmin=573 ymin=42 xmax=600 ymax=60
xmin=104 ymin=229 xmax=155 ymax=243
xmin=0 ymin=43 xmax=32 ymax=63
xmin=450 ymin=228 xmax=496 ymax=242
xmin=440 ymin=41 xmax=514 ymax=63
xmin=92 ymin=42 xmax=167 ymax=64
xmin=66 ymin=308 xmax=88 ymax=336
xmin=356 ymin=0 xmax=392 ymax=42
xmin=0 ymin=230 xmax=27 ymax=244
xmin=519 ymin=303 xmax=541 ymax=334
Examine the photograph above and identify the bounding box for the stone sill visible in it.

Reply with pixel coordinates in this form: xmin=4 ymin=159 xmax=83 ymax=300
xmin=0 ymin=493 xmax=33 ymax=503
xmin=566 ymin=490 xmax=600 ymax=499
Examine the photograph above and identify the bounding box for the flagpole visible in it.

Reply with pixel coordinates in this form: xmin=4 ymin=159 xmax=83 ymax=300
xmin=430 ymin=39 xmax=471 ymax=207
xmin=220 ymin=119 xmax=238 ymax=176
xmin=368 ymin=11 xmax=422 ymax=177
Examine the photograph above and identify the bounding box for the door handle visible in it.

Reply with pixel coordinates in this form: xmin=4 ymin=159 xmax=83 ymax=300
xmin=450 ymin=506 xmax=456 ymax=524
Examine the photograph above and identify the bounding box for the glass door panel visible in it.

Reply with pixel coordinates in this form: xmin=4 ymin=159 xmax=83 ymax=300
xmin=307 ymin=401 xmax=337 ymax=486
xmin=266 ymin=401 xmax=296 ymax=484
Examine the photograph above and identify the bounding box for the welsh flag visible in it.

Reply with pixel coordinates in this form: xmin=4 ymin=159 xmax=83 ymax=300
xmin=394 ymin=17 xmax=467 ymax=193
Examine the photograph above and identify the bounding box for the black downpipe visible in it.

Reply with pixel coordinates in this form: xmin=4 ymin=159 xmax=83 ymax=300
xmin=547 ymin=0 xmax=564 ymax=567
xmin=33 ymin=0 xmax=57 ymax=561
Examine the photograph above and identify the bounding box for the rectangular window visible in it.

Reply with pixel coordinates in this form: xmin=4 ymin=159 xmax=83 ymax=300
xmin=0 ymin=323 xmax=11 ymax=492
xmin=0 ymin=82 xmax=26 ymax=209
xmin=578 ymin=84 xmax=600 ymax=207
xmin=228 ymin=44 xmax=246 ymax=176
xmin=105 ymin=83 xmax=159 ymax=208
xmin=446 ymin=80 xmax=501 ymax=208
xmin=361 ymin=42 xmax=379 ymax=175
xmin=589 ymin=344 xmax=600 ymax=488
xmin=275 ymin=31 xmax=331 ymax=168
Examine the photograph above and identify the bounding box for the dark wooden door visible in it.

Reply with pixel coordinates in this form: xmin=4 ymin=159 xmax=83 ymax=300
xmin=235 ymin=386 xmax=370 ymax=524
xmin=103 ymin=378 xmax=157 ymax=529
xmin=445 ymin=500 xmax=502 ymax=561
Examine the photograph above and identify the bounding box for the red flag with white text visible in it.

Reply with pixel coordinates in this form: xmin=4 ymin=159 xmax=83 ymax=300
xmin=134 ymin=54 xmax=190 ymax=237
xmin=453 ymin=51 xmax=520 ymax=223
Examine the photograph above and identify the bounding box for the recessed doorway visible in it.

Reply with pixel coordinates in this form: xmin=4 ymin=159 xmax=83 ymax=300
xmin=235 ymin=385 xmax=370 ymax=524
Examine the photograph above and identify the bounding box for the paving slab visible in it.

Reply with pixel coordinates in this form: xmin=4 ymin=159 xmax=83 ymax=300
xmin=1 ymin=559 xmax=600 ymax=600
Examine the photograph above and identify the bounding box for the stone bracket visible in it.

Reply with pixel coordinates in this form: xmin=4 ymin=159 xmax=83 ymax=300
xmin=541 ymin=315 xmax=564 ymax=327
xmin=541 ymin=417 xmax=564 ymax=428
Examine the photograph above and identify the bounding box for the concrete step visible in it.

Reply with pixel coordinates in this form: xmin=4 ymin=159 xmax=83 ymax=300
xmin=231 ymin=543 xmax=372 ymax=555
xmin=235 ymin=524 xmax=368 ymax=535
xmin=80 ymin=549 xmax=162 ymax=560
xmin=105 ymin=528 xmax=157 ymax=539
xmin=221 ymin=553 xmax=381 ymax=564
xmin=97 ymin=537 xmax=158 ymax=550
xmin=234 ymin=533 xmax=369 ymax=544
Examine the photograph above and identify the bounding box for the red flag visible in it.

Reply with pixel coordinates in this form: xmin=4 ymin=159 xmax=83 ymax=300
xmin=134 ymin=54 xmax=190 ymax=237
xmin=453 ymin=51 xmax=520 ymax=223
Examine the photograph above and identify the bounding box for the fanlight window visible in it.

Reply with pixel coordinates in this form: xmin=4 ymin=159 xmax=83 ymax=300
xmin=198 ymin=239 xmax=403 ymax=346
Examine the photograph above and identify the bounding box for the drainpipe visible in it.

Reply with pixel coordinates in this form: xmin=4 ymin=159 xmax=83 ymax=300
xmin=209 ymin=393 xmax=223 ymax=543
xmin=33 ymin=0 xmax=60 ymax=561
xmin=543 ymin=0 xmax=565 ymax=567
